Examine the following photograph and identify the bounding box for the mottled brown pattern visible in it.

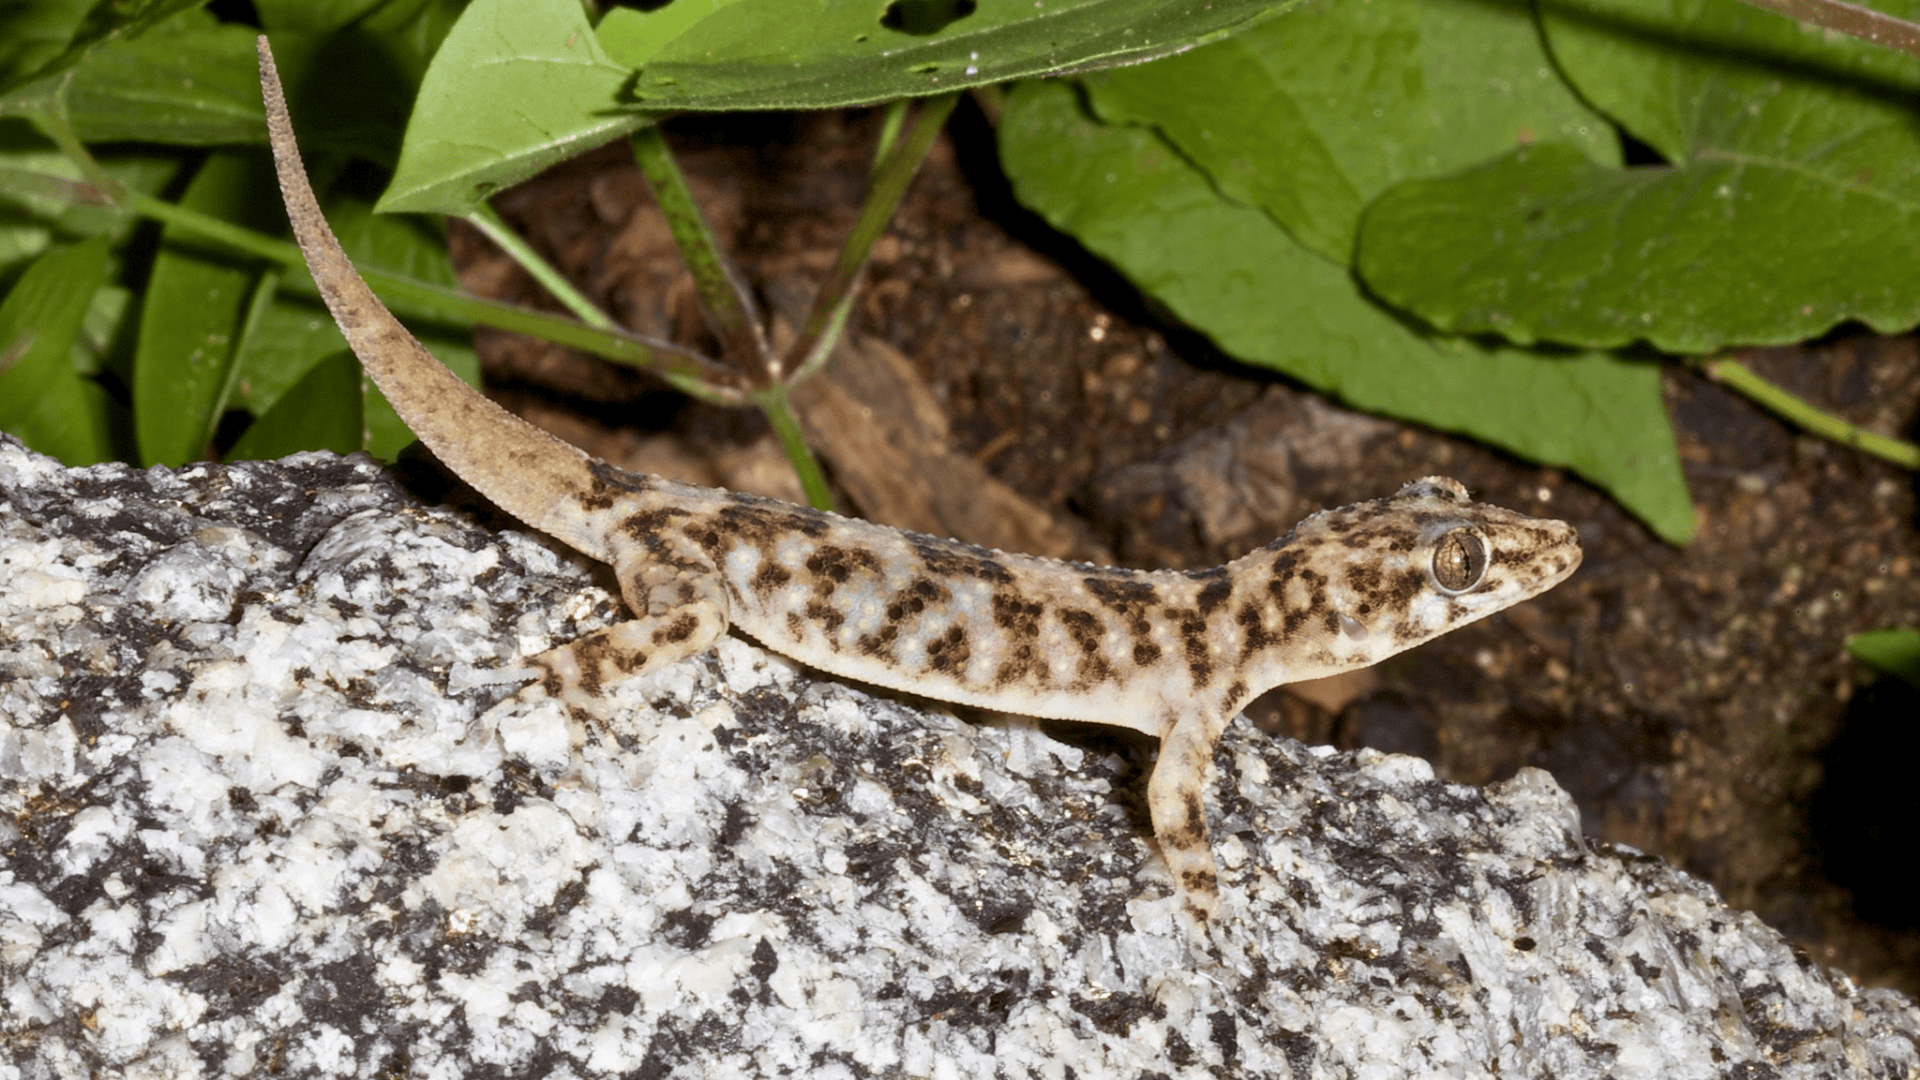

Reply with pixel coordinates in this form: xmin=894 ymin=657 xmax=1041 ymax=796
xmin=912 ymin=538 xmax=1016 ymax=585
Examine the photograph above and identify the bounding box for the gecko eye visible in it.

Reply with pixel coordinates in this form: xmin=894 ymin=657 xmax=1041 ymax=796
xmin=1430 ymin=529 xmax=1489 ymax=594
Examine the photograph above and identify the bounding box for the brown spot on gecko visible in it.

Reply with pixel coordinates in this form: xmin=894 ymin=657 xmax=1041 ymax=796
xmin=654 ymin=613 xmax=701 ymax=645
xmin=803 ymin=598 xmax=844 ymax=634
xmin=995 ymin=642 xmax=1042 ymax=687
xmin=578 ymin=461 xmax=653 ymax=511
xmin=1235 ymin=603 xmax=1274 ymax=655
xmin=1058 ymin=609 xmax=1115 ymax=685
xmin=1158 ymin=789 xmax=1207 ymax=846
xmin=806 ymin=544 xmax=882 ymax=585
xmin=711 ymin=499 xmax=832 ymax=543
xmin=683 ymin=521 xmax=725 ymax=557
xmin=1170 ymin=608 xmax=1212 ymax=688
xmin=1076 ymin=653 xmax=1115 ymax=686
xmin=887 ymin=577 xmax=947 ymax=621
xmin=752 ymin=562 xmax=792 ymax=598
xmin=616 ymin=507 xmax=693 ymax=544
xmin=926 ymin=625 xmax=969 ymax=676
xmin=857 ymin=622 xmax=900 ymax=661
xmin=992 ymin=592 xmax=1044 ymax=640
xmin=1085 ymin=575 xmax=1160 ymax=615
xmin=911 ymin=538 xmax=1015 ymax=585
xmin=1194 ymin=575 xmax=1232 ymax=616
xmin=1181 ymin=867 xmax=1218 ymax=892
xmin=1059 ymin=608 xmax=1101 ymax=652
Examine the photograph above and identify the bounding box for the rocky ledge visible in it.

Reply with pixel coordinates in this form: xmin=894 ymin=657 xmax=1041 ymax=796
xmin=2 ymin=434 xmax=1915 ymax=1079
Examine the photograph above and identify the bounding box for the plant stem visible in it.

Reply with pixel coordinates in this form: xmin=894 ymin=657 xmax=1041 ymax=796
xmin=1699 ymin=357 xmax=1920 ymax=467
xmin=630 ymin=125 xmax=767 ymax=375
xmin=467 ymin=203 xmax=617 ymax=330
xmin=114 ymin=186 xmax=743 ymax=401
xmin=874 ymin=98 xmax=909 ymax=163
xmin=750 ymin=379 xmax=836 ymax=511
xmin=784 ymin=91 xmax=959 ymax=384
xmin=1730 ymin=0 xmax=1920 ymax=57
xmin=27 ymin=85 xmax=126 ymax=202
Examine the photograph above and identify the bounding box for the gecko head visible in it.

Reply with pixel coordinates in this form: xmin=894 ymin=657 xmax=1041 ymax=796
xmin=1255 ymin=477 xmax=1582 ymax=677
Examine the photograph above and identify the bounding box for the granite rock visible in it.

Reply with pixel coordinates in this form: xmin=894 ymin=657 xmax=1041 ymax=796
xmin=3 ymin=434 xmax=1915 ymax=1079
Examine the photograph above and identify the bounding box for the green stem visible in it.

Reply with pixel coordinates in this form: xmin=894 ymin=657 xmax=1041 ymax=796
xmin=466 ymin=203 xmax=616 ymax=330
xmin=873 ymin=98 xmax=909 ymax=164
xmin=115 ymin=187 xmax=743 ymax=402
xmin=630 ymin=125 xmax=767 ymax=374
xmin=970 ymin=84 xmax=1005 ymax=128
xmin=1700 ymin=357 xmax=1920 ymax=468
xmin=28 ymin=81 xmax=125 ymax=202
xmin=750 ymin=380 xmax=836 ymax=511
xmin=0 ymin=164 xmax=110 ymax=207
xmin=783 ymin=91 xmax=959 ymax=384
xmin=212 ymin=267 xmax=281 ymax=449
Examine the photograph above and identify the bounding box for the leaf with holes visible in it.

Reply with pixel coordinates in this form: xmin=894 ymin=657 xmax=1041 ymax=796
xmin=624 ymin=0 xmax=1304 ymax=111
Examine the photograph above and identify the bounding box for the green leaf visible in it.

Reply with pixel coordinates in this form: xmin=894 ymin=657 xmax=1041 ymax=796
xmin=132 ymin=148 xmax=284 ymax=466
xmin=628 ymin=0 xmax=1303 ymax=111
xmin=1085 ymin=0 xmax=1619 ymax=261
xmin=1002 ymin=78 xmax=1694 ymax=542
xmin=377 ymin=0 xmax=647 ymax=216
xmin=597 ymin=1 xmax=730 ymax=69
xmin=1357 ymin=142 xmax=1920 ymax=351
xmin=224 ymin=349 xmax=364 ymax=461
xmin=1358 ymin=0 xmax=1920 ymax=353
xmin=1846 ymin=628 xmax=1920 ymax=689
xmin=0 ymin=0 xmax=206 ymax=110
xmin=0 ymin=0 xmax=90 ymax=90
xmin=63 ymin=11 xmax=263 ymax=144
xmin=0 ymin=236 xmax=122 ymax=464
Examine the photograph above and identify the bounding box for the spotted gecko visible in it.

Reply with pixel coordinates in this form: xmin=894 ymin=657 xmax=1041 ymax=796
xmin=257 ymin=39 xmax=1582 ymax=935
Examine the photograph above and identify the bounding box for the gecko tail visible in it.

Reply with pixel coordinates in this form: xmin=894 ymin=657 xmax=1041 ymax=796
xmin=256 ymin=36 xmax=608 ymax=559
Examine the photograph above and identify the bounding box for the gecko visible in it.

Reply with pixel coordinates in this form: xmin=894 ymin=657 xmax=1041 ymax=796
xmin=255 ymin=38 xmax=1581 ymax=936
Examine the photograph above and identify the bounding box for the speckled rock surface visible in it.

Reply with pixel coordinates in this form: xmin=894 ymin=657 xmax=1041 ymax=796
xmin=3 ymin=433 xmax=1916 ymax=1079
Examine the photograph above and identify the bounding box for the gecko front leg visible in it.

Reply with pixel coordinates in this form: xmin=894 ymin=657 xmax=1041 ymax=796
xmin=503 ymin=533 xmax=732 ymax=721
xmin=1148 ymin=706 xmax=1235 ymax=938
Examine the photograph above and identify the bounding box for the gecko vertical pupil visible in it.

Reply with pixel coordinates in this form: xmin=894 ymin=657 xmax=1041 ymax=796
xmin=1431 ymin=529 xmax=1488 ymax=593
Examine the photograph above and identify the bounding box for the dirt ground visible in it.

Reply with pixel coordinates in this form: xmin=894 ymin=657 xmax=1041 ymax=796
xmin=445 ymin=104 xmax=1920 ymax=996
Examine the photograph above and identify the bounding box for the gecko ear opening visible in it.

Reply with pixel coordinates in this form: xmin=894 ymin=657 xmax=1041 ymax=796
xmin=1429 ymin=528 xmax=1490 ymax=594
